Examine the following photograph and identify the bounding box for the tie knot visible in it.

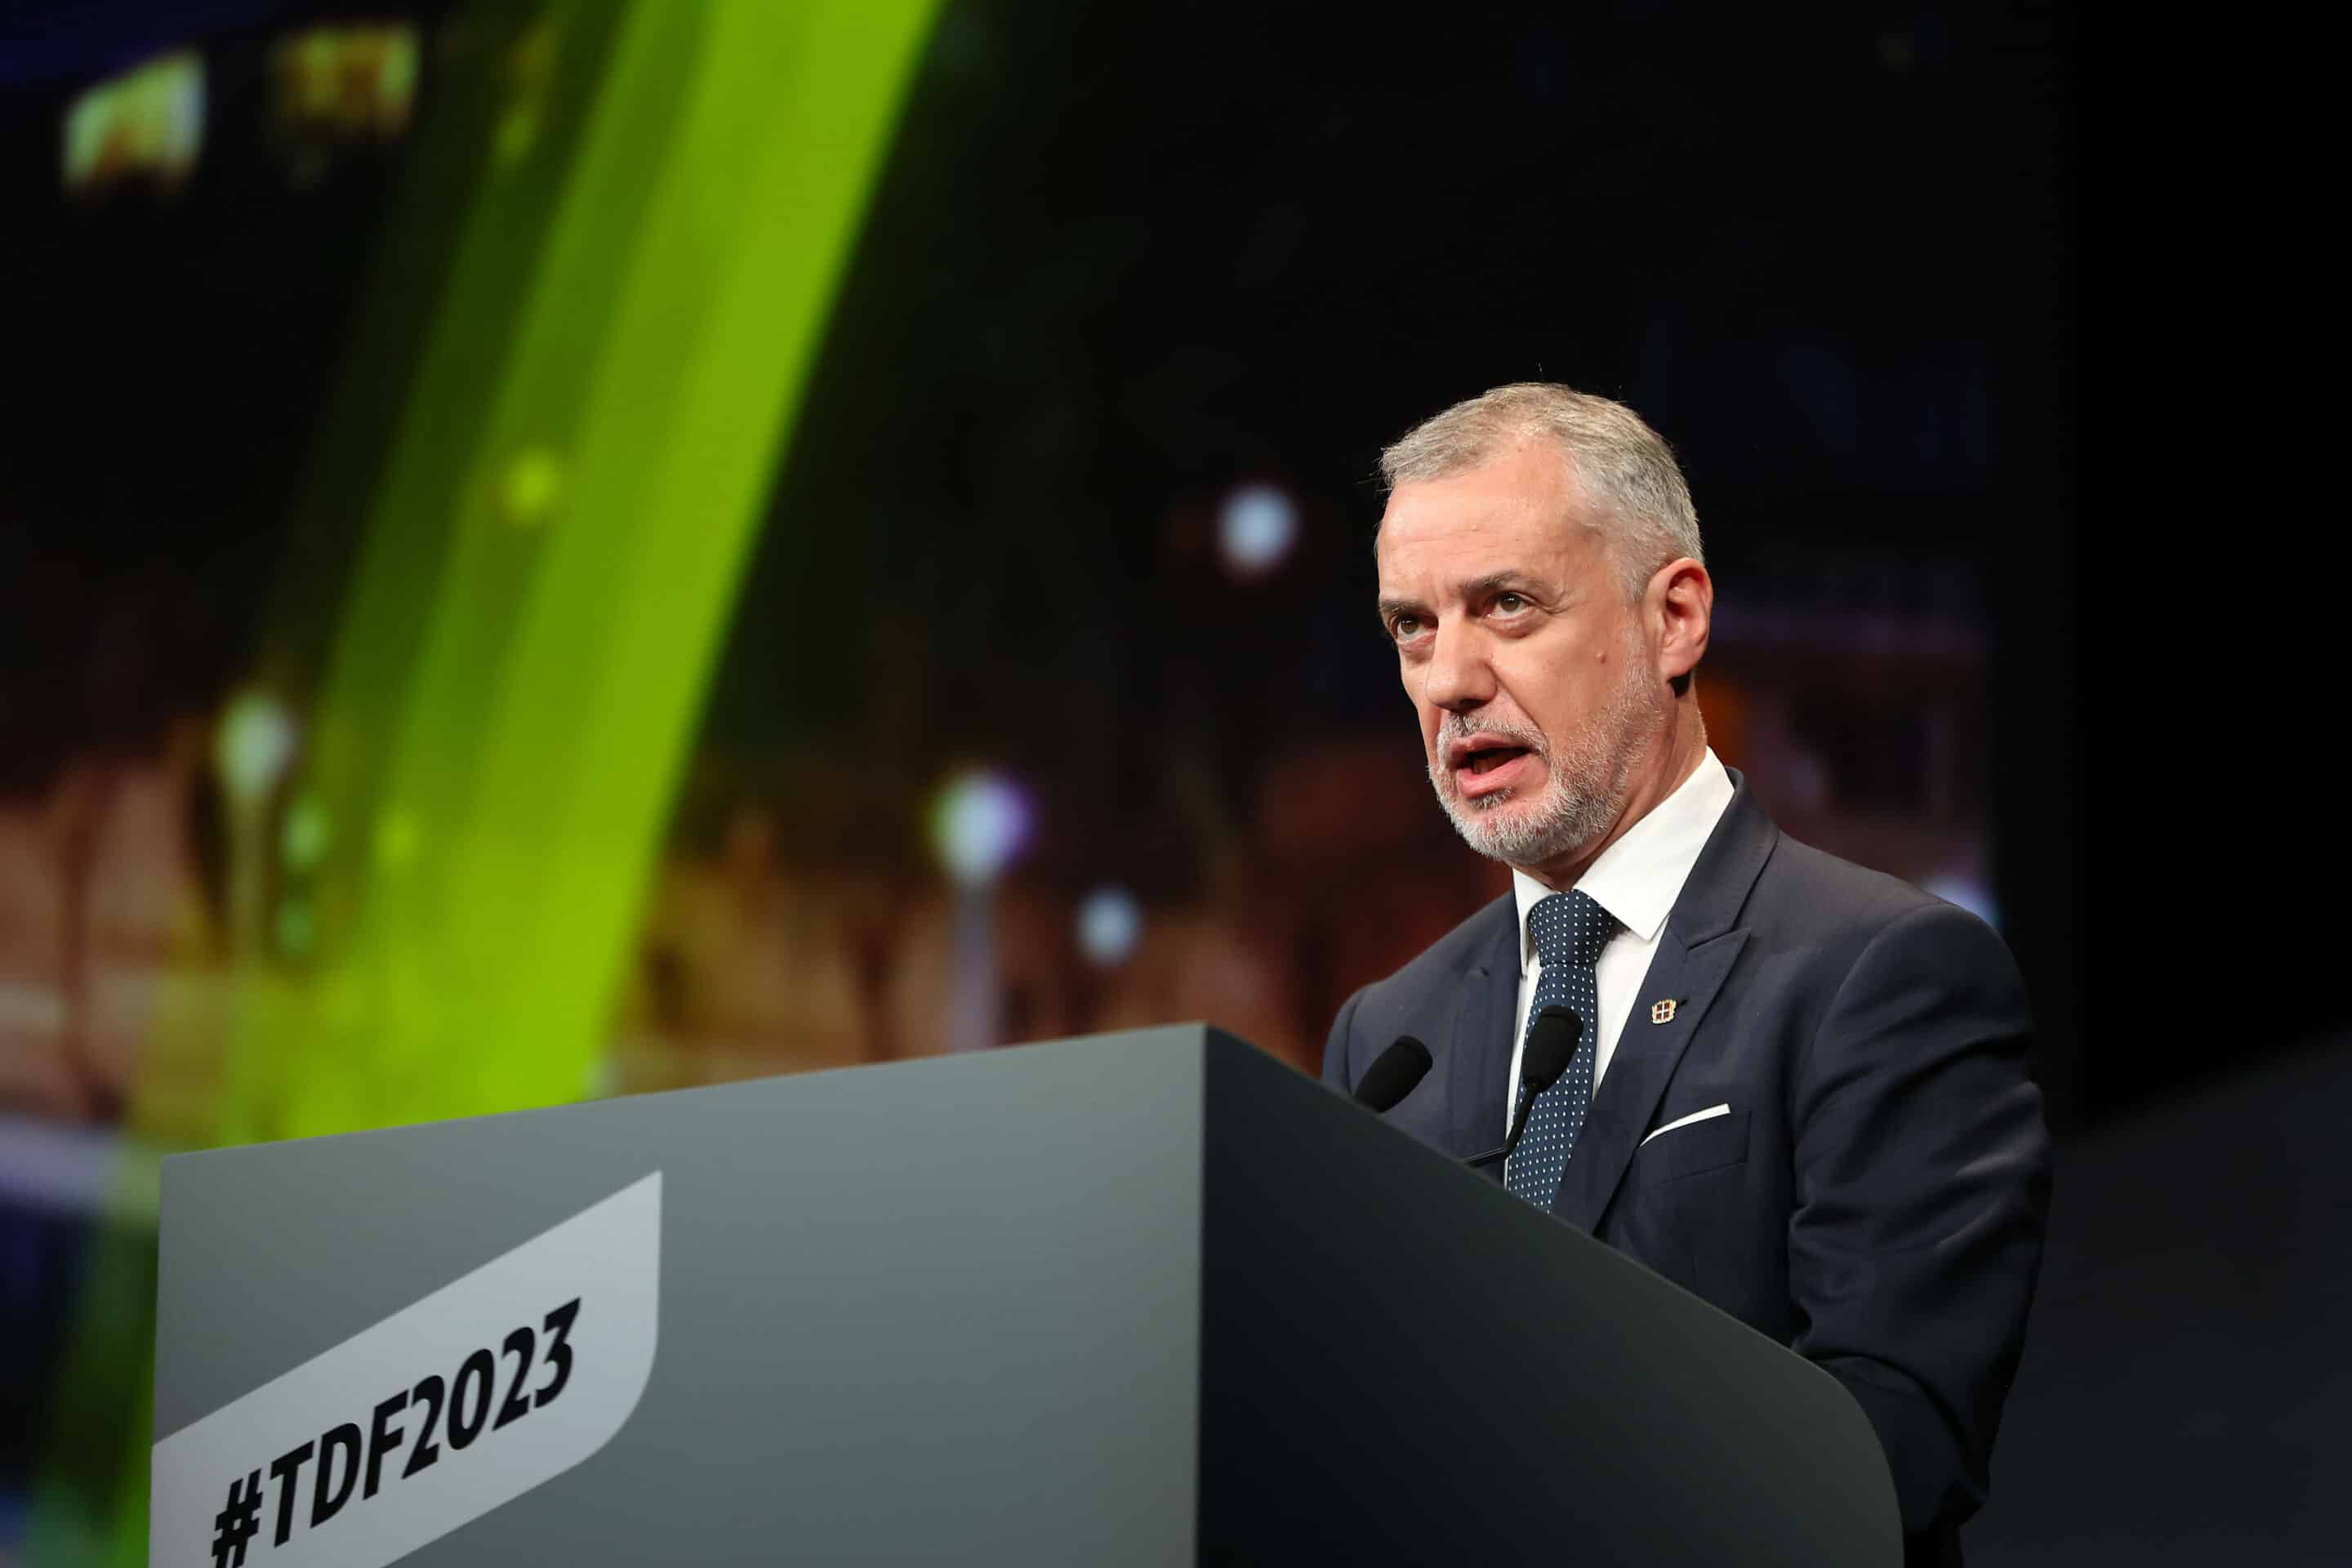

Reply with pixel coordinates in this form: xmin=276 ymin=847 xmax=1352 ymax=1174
xmin=1529 ymin=889 xmax=1614 ymax=971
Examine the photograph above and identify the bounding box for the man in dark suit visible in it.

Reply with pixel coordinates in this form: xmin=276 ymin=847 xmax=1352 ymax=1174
xmin=1322 ymin=384 xmax=2051 ymax=1567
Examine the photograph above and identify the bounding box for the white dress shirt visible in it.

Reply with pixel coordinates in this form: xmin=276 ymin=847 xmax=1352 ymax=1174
xmin=1504 ymin=748 xmax=1735 ymax=1134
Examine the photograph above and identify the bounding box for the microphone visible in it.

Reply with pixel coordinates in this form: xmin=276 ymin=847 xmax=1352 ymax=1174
xmin=1465 ymin=1005 xmax=1584 ymax=1169
xmin=1352 ymin=1036 xmax=1433 ymax=1114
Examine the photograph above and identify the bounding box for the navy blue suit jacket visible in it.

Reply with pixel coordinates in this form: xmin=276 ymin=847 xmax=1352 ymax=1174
xmin=1321 ymin=771 xmax=2051 ymax=1566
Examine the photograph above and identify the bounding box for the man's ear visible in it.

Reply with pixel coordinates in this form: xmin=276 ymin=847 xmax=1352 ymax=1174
xmin=1651 ymin=557 xmax=1713 ymax=697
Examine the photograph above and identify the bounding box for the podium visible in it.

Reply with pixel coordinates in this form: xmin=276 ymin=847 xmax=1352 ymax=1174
xmin=150 ymin=1026 xmax=1899 ymax=1565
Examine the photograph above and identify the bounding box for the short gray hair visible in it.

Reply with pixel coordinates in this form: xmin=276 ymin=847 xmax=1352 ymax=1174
xmin=1379 ymin=383 xmax=1704 ymax=599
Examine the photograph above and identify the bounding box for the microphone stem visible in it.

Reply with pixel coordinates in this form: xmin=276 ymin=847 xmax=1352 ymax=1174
xmin=1466 ymin=1082 xmax=1539 ymax=1169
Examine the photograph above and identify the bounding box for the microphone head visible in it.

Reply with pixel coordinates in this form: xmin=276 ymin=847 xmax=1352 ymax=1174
xmin=1353 ymin=1035 xmax=1433 ymax=1113
xmin=1521 ymin=1006 xmax=1585 ymax=1095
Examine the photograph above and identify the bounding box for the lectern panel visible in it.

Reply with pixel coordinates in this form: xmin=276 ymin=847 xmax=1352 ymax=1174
xmin=1198 ymin=1034 xmax=1899 ymax=1566
xmin=157 ymin=1031 xmax=1209 ymax=1566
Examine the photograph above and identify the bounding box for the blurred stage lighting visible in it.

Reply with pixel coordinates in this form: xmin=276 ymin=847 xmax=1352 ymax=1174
xmin=375 ymin=808 xmax=424 ymax=871
xmin=275 ymin=898 xmax=315 ymax=956
xmin=1922 ymin=872 xmax=2000 ymax=930
xmin=269 ymin=22 xmax=420 ymax=154
xmin=503 ymin=447 xmax=565 ymax=525
xmin=1076 ymin=885 xmax=1143 ymax=966
xmin=1217 ymin=482 xmax=1298 ymax=578
xmin=492 ymin=23 xmax=563 ymax=170
xmin=281 ymin=796 xmax=332 ymax=870
xmin=929 ymin=768 xmax=1033 ymax=887
xmin=63 ymin=50 xmax=204 ymax=195
xmin=215 ymin=692 xmax=297 ymax=804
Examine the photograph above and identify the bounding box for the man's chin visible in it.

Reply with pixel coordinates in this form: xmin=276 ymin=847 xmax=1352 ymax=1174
xmin=1444 ymin=791 xmax=1543 ymax=859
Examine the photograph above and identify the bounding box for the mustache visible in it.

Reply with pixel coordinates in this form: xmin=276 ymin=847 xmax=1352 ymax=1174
xmin=1433 ymin=715 xmax=1549 ymax=756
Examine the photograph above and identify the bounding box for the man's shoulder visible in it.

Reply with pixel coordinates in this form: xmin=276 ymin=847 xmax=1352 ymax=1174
xmin=1753 ymin=831 xmax=1944 ymax=928
xmin=1744 ymin=823 xmax=2015 ymax=977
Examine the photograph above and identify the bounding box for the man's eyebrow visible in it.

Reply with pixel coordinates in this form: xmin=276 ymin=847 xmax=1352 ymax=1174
xmin=1459 ymin=571 xmax=1547 ymax=600
xmin=1376 ymin=573 xmax=1554 ymax=622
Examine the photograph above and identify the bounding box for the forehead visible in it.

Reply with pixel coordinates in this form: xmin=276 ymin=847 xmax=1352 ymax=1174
xmin=1374 ymin=439 xmax=1598 ymax=593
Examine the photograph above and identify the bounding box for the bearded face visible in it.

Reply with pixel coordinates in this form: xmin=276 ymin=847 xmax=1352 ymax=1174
xmin=1374 ymin=439 xmax=1675 ymax=877
xmin=1423 ymin=621 xmax=1665 ymax=866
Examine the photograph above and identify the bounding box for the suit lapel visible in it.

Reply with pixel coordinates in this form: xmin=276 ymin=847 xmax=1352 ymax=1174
xmin=1446 ymin=898 xmax=1521 ymax=1169
xmin=1549 ymin=775 xmax=1780 ymax=1232
xmin=1549 ymin=927 xmax=1746 ymax=1231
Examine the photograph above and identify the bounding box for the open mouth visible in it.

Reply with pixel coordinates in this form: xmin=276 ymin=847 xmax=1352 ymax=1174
xmin=1447 ymin=737 xmax=1539 ymax=797
xmin=1461 ymin=746 xmax=1530 ymax=777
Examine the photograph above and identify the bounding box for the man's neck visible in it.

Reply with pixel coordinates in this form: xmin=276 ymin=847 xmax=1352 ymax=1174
xmin=1517 ymin=710 xmax=1708 ymax=893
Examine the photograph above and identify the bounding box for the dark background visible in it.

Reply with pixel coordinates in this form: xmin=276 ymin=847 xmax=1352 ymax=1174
xmin=717 ymin=0 xmax=2091 ymax=1112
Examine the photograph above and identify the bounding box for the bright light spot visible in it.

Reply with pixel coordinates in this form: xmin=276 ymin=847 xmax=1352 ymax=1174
xmin=1922 ymin=873 xmax=2000 ymax=929
xmin=1218 ymin=483 xmax=1298 ymax=577
xmin=503 ymin=448 xmax=563 ymax=524
xmin=270 ymin=24 xmax=418 ymax=140
xmin=282 ymin=796 xmax=332 ymax=870
xmin=63 ymin=50 xmax=205 ymax=194
xmin=929 ymin=769 xmax=1033 ymax=887
xmin=215 ymin=692 xmax=297 ymax=804
xmin=375 ymin=808 xmax=422 ymax=871
xmin=1076 ymin=886 xmax=1143 ymax=966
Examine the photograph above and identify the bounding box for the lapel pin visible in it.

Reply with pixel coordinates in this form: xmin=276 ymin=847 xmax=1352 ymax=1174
xmin=1650 ymin=999 xmax=1678 ymax=1025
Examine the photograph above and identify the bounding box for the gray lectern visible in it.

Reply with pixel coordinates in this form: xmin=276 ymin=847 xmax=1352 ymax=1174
xmin=152 ymin=1026 xmax=1898 ymax=1566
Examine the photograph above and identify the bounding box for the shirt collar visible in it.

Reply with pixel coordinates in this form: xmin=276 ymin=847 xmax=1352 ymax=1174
xmin=1512 ymin=747 xmax=1735 ymax=973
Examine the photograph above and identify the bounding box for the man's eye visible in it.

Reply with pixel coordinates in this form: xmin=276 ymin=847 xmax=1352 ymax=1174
xmin=1391 ymin=616 xmax=1423 ymax=642
xmin=1494 ymin=592 xmax=1526 ymax=614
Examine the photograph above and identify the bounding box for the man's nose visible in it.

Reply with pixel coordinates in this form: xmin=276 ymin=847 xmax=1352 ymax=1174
xmin=1420 ymin=624 xmax=1494 ymax=712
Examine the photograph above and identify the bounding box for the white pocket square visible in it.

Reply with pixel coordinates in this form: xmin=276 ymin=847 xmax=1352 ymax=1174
xmin=1640 ymin=1102 xmax=1731 ymax=1147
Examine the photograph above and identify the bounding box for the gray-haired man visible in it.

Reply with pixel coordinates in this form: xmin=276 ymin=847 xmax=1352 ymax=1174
xmin=1324 ymin=384 xmax=2051 ymax=1567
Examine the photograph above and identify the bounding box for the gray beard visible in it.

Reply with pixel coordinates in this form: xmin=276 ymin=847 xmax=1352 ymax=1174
xmin=1427 ymin=657 xmax=1664 ymax=870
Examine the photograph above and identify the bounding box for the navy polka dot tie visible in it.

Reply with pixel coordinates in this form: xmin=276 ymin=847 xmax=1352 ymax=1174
xmin=1505 ymin=889 xmax=1614 ymax=1209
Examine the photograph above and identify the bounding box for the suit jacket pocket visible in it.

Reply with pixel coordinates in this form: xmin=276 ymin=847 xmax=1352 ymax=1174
xmin=1628 ymin=1106 xmax=1750 ymax=1186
